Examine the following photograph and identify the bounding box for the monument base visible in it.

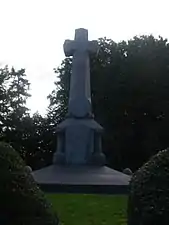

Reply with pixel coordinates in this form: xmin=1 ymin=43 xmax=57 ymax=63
xmin=54 ymin=118 xmax=106 ymax=166
xmin=32 ymin=165 xmax=130 ymax=194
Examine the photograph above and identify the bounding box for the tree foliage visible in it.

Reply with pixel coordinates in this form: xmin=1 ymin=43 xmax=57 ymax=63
xmin=1 ymin=67 xmax=31 ymax=155
xmin=47 ymin=58 xmax=72 ymax=124
xmin=0 ymin=66 xmax=56 ymax=170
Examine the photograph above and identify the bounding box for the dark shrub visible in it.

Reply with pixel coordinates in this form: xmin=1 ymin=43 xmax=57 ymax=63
xmin=128 ymin=148 xmax=169 ymax=225
xmin=0 ymin=142 xmax=59 ymax=225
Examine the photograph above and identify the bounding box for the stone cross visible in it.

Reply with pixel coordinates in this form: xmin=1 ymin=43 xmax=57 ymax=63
xmin=64 ymin=28 xmax=98 ymax=118
xmin=53 ymin=28 xmax=106 ymax=165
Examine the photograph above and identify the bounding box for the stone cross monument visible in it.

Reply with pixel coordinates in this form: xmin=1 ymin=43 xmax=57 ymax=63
xmin=53 ymin=28 xmax=106 ymax=166
xmin=64 ymin=28 xmax=98 ymax=118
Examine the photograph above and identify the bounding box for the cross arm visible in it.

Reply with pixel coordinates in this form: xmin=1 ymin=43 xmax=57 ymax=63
xmin=88 ymin=40 xmax=99 ymax=55
xmin=63 ymin=40 xmax=76 ymax=57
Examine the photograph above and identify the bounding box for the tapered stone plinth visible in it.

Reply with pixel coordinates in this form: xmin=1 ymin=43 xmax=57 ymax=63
xmin=33 ymin=165 xmax=130 ymax=194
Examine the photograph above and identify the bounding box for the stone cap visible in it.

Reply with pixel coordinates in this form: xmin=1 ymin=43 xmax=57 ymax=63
xmin=56 ymin=118 xmax=103 ymax=133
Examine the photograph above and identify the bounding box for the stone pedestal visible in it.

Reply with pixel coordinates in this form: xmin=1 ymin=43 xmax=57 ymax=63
xmin=53 ymin=118 xmax=106 ymax=166
xmin=32 ymin=165 xmax=130 ymax=194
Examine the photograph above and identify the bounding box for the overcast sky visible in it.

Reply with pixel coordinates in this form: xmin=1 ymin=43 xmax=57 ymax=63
xmin=0 ymin=0 xmax=168 ymax=115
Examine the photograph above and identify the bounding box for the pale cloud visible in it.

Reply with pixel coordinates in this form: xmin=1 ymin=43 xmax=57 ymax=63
xmin=0 ymin=0 xmax=168 ymax=115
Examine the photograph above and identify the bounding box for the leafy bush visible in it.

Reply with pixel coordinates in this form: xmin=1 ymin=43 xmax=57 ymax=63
xmin=0 ymin=142 xmax=59 ymax=225
xmin=127 ymin=148 xmax=169 ymax=225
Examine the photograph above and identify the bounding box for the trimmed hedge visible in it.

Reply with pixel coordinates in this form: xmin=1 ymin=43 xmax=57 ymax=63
xmin=128 ymin=148 xmax=169 ymax=225
xmin=0 ymin=142 xmax=59 ymax=225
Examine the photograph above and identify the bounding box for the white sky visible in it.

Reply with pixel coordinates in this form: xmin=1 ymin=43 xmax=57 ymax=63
xmin=0 ymin=0 xmax=168 ymax=115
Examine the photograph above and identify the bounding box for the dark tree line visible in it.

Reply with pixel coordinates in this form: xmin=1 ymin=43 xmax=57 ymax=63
xmin=48 ymin=35 xmax=169 ymax=171
xmin=1 ymin=35 xmax=169 ymax=171
xmin=0 ymin=67 xmax=55 ymax=170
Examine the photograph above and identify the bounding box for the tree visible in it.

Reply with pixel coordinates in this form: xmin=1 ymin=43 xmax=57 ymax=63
xmin=22 ymin=113 xmax=56 ymax=170
xmin=0 ymin=66 xmax=56 ymax=170
xmin=0 ymin=66 xmax=12 ymax=136
xmin=47 ymin=58 xmax=72 ymax=125
xmin=1 ymin=67 xmax=31 ymax=157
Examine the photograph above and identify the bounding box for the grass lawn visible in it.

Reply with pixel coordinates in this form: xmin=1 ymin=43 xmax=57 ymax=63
xmin=46 ymin=194 xmax=128 ymax=225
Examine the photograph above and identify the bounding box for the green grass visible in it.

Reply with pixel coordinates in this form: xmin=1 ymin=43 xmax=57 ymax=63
xmin=46 ymin=194 xmax=128 ymax=225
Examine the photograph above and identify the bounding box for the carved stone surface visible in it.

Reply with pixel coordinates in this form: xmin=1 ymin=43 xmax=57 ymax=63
xmin=54 ymin=118 xmax=105 ymax=165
